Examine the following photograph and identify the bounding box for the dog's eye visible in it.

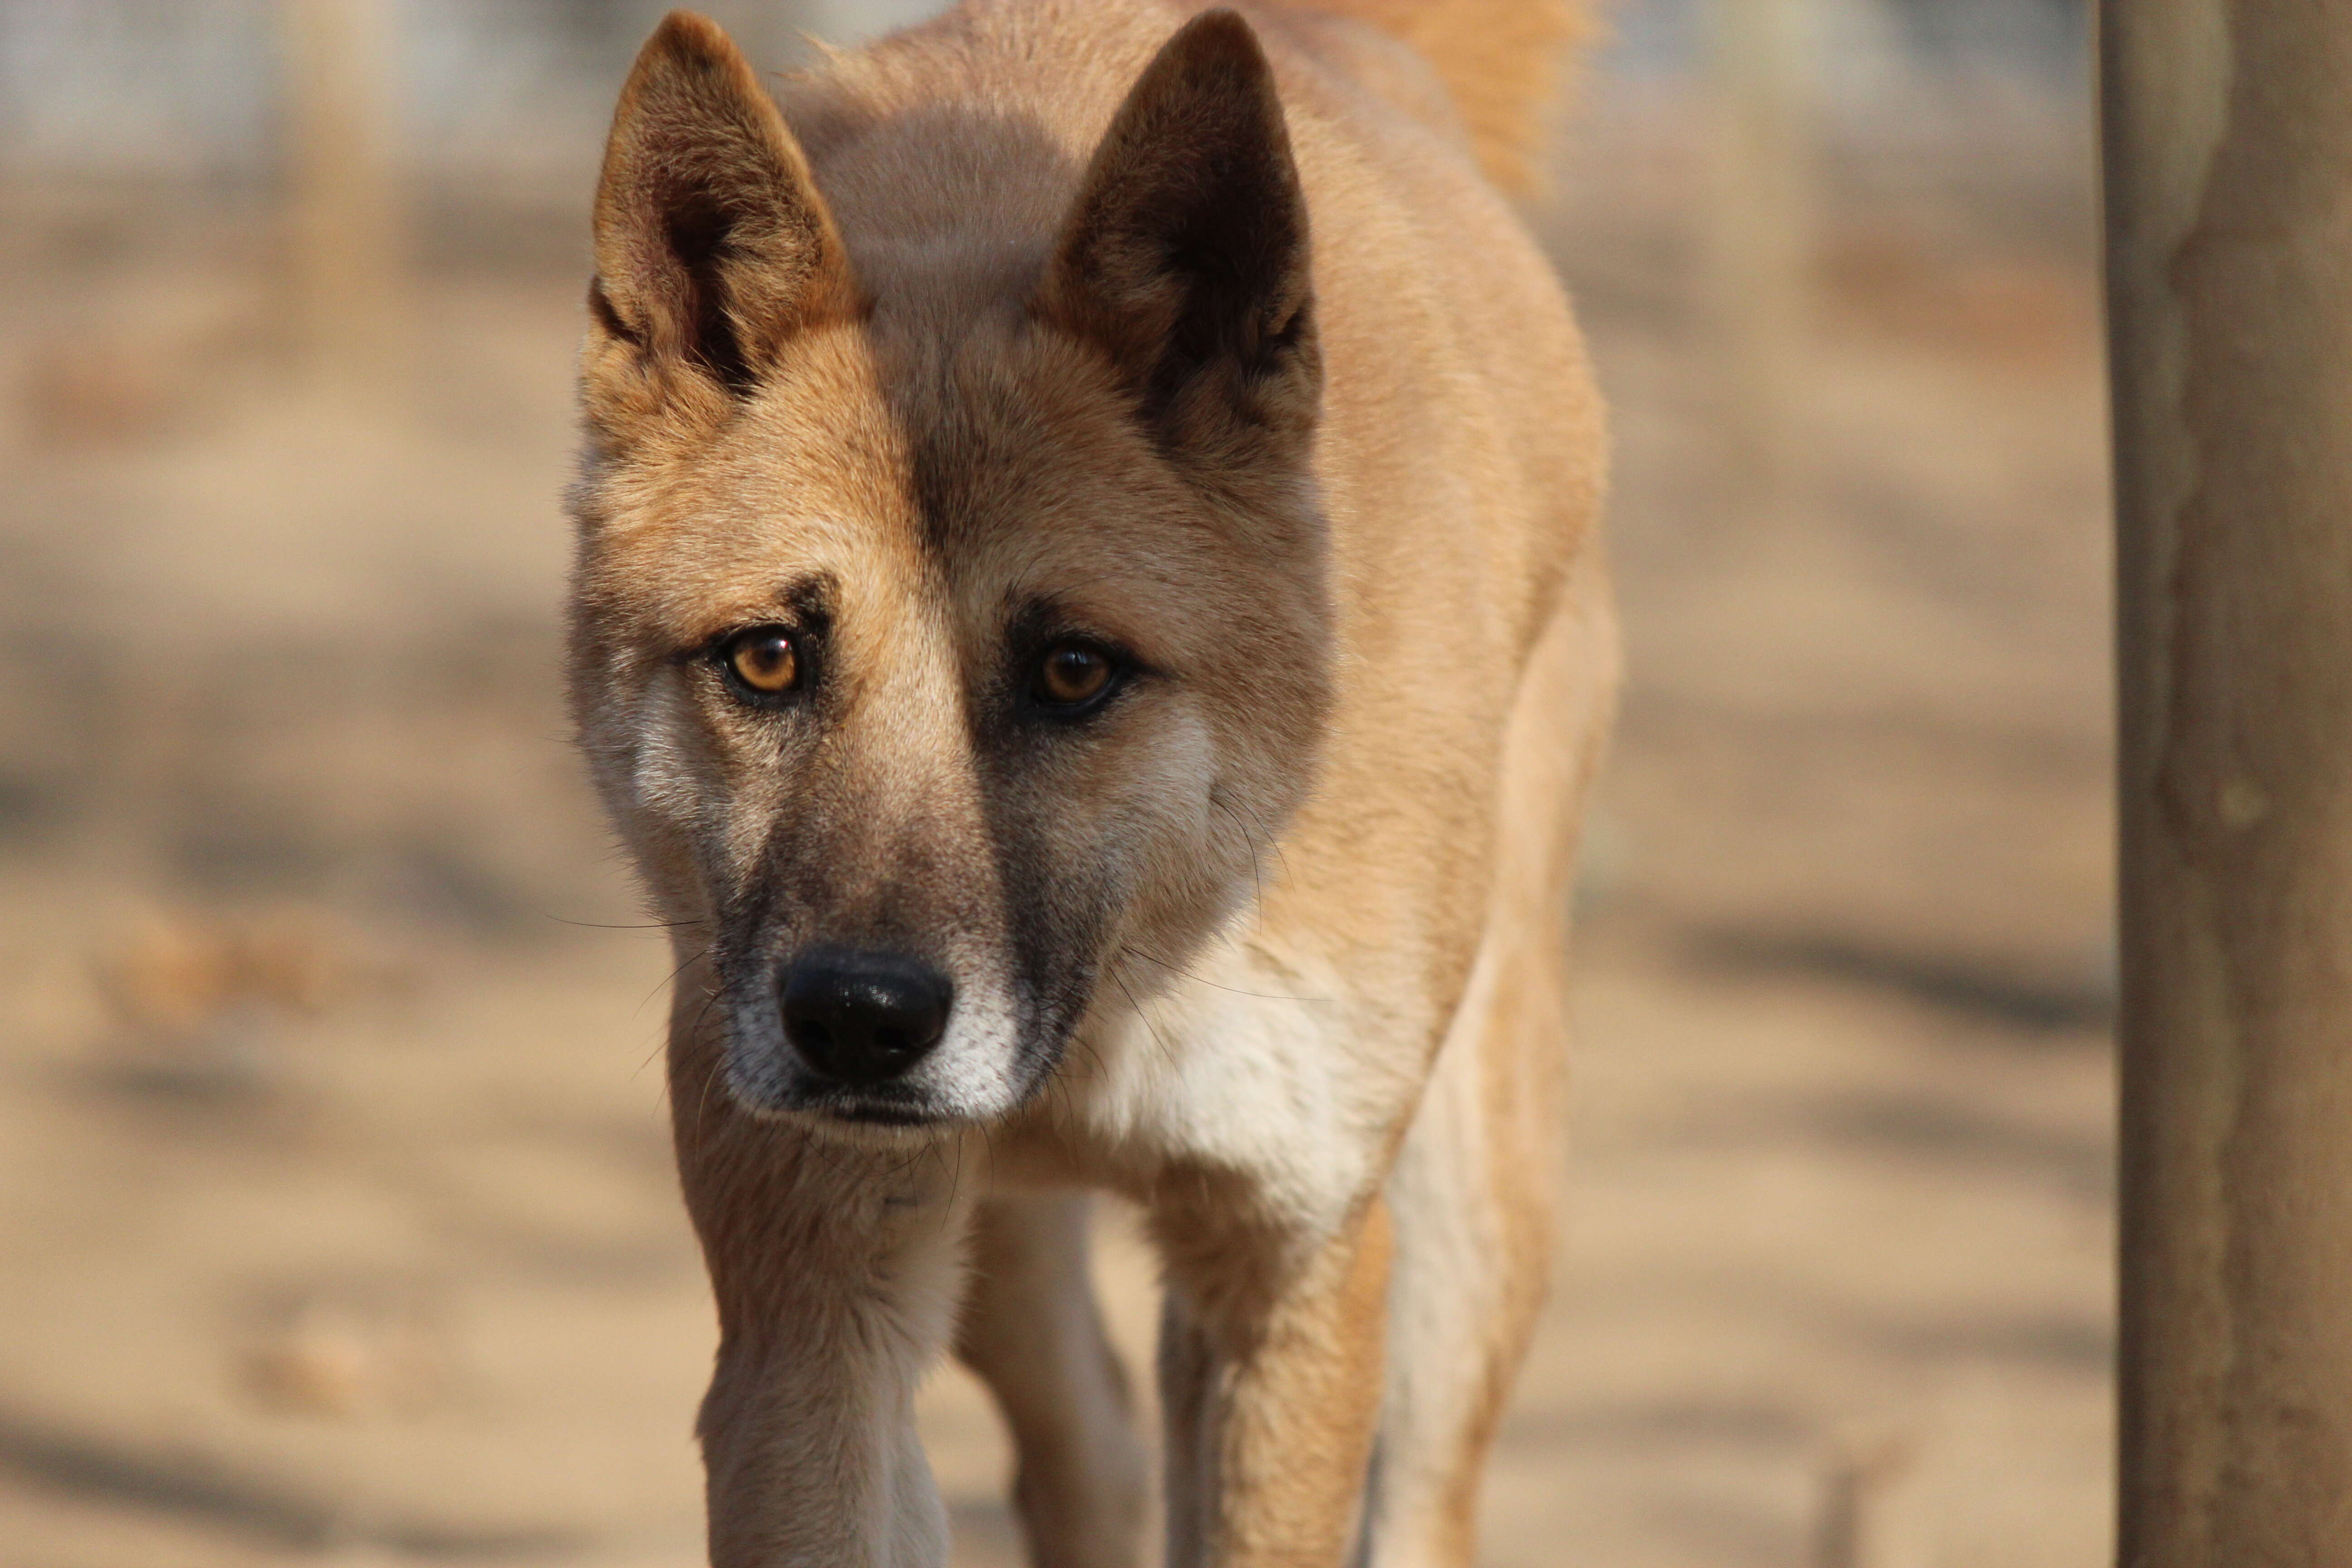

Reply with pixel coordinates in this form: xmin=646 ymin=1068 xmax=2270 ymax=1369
xmin=1032 ymin=642 xmax=1113 ymax=709
xmin=723 ymin=627 xmax=799 ymax=696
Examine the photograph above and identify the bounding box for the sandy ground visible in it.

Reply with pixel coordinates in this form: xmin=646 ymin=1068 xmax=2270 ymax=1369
xmin=0 ymin=90 xmax=2112 ymax=1568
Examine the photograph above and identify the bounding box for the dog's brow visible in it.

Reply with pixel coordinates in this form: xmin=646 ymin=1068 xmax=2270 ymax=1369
xmin=772 ymin=573 xmax=837 ymax=629
xmin=661 ymin=573 xmax=838 ymax=660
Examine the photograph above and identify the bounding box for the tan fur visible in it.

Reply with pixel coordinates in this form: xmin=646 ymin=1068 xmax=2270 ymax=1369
xmin=1280 ymin=0 xmax=1591 ymax=191
xmin=956 ymin=1196 xmax=1151 ymax=1566
xmin=569 ymin=3 xmax=1609 ymax=1564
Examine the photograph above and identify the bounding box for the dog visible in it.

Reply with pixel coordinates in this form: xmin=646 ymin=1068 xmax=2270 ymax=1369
xmin=567 ymin=1 xmax=1612 ymax=1562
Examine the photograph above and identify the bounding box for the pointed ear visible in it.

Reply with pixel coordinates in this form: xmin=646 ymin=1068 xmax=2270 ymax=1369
xmin=1037 ymin=10 xmax=1319 ymax=457
xmin=586 ymin=11 xmax=855 ymax=430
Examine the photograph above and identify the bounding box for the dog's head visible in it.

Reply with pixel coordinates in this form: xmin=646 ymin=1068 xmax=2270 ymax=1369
xmin=568 ymin=10 xmax=1330 ymax=1132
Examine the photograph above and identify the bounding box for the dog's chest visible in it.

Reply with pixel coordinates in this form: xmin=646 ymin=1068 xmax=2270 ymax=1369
xmin=1000 ymin=946 xmax=1419 ymax=1234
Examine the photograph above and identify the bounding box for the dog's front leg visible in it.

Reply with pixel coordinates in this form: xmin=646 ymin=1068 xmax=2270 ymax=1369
xmin=1157 ymin=1189 xmax=1395 ymax=1568
xmin=674 ymin=1043 xmax=972 ymax=1568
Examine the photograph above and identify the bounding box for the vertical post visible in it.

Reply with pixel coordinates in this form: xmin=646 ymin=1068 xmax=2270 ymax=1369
xmin=282 ymin=0 xmax=405 ymax=377
xmin=2107 ymin=5 xmax=2352 ymax=1563
xmin=1703 ymin=0 xmax=1810 ymax=497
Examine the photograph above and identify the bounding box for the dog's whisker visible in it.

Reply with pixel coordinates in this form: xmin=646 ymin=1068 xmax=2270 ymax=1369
xmin=638 ymin=941 xmax=716 ymax=1021
xmin=1109 ymin=965 xmax=1180 ymax=1072
xmin=549 ymin=914 xmax=708 ymax=932
xmin=1208 ymin=794 xmax=1268 ymax=921
xmin=1230 ymin=796 xmax=1295 ymax=885
xmin=938 ymin=1136 xmax=966 ymax=1234
xmin=1118 ymin=945 xmax=1327 ymax=1006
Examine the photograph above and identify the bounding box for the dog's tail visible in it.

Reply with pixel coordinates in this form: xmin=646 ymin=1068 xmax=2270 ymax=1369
xmin=1283 ymin=0 xmax=1597 ymax=191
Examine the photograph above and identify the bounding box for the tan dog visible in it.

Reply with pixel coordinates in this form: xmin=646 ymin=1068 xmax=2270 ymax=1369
xmin=568 ymin=1 xmax=1612 ymax=1563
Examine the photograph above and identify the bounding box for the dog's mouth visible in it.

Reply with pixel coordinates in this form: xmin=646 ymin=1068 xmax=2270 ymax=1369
xmin=718 ymin=1058 xmax=958 ymax=1132
xmin=732 ymin=1051 xmax=1070 ymax=1133
xmin=792 ymin=1078 xmax=950 ymax=1129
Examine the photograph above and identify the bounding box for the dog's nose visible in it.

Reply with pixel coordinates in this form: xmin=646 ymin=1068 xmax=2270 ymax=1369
xmin=779 ymin=949 xmax=953 ymax=1086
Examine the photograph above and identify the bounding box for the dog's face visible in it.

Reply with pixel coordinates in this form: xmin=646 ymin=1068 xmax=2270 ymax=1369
xmin=569 ymin=13 xmax=1329 ymax=1132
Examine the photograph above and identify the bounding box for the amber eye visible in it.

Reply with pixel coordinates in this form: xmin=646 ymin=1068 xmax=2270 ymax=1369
xmin=724 ymin=627 xmax=799 ymax=696
xmin=1033 ymin=642 xmax=1113 ymax=708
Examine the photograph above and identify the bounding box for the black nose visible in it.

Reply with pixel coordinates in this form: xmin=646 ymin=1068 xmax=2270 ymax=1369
xmin=779 ymin=949 xmax=953 ymax=1086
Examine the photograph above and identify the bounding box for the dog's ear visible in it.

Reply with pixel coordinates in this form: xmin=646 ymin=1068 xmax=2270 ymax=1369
xmin=585 ymin=11 xmax=855 ymax=442
xmin=1038 ymin=10 xmax=1320 ymax=460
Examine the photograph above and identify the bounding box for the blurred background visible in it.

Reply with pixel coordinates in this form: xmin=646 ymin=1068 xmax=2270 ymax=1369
xmin=0 ymin=1 xmax=2108 ymax=1564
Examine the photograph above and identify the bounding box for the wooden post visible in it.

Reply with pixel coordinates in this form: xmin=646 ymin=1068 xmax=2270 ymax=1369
xmin=2107 ymin=5 xmax=2352 ymax=1562
xmin=1703 ymin=0 xmax=1810 ymax=498
xmin=282 ymin=0 xmax=405 ymax=377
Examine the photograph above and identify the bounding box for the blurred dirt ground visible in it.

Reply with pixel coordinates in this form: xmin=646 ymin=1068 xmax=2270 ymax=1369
xmin=0 ymin=84 xmax=2111 ymax=1568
